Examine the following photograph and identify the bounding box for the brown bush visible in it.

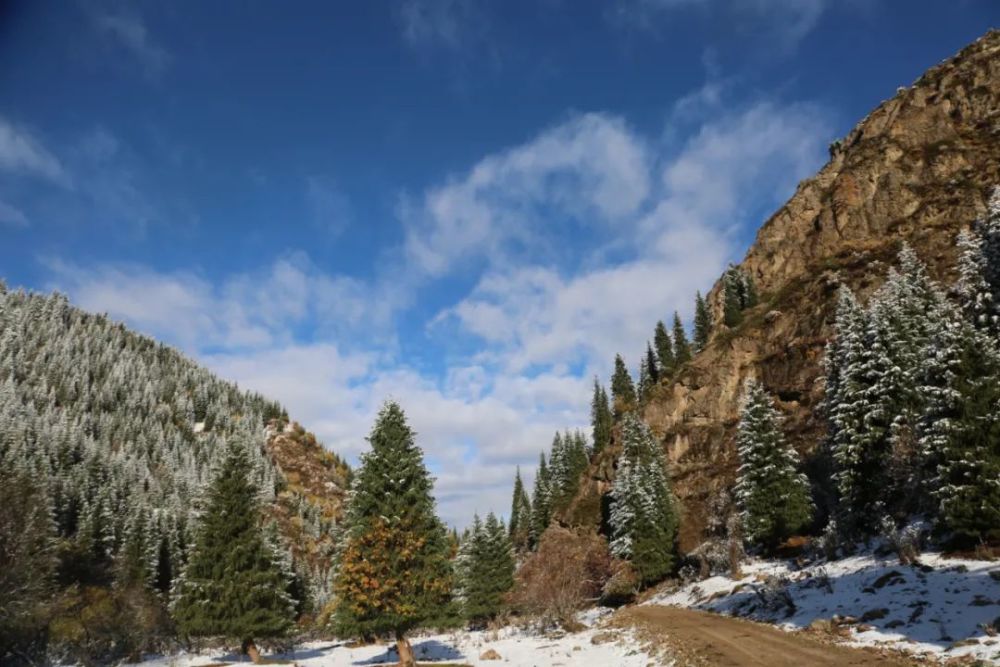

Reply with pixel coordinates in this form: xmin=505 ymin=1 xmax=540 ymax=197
xmin=509 ymin=526 xmax=612 ymax=628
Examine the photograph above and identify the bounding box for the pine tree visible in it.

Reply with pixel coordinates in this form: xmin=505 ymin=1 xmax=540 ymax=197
xmin=590 ymin=379 xmax=613 ymax=455
xmin=609 ymin=414 xmax=678 ymax=586
xmin=645 ymin=342 xmax=659 ymax=385
xmin=548 ymin=432 xmax=571 ymax=511
xmin=693 ymin=291 xmax=712 ymax=351
xmin=723 ymin=267 xmax=744 ymax=327
xmin=654 ymin=320 xmax=675 ymax=375
xmin=917 ymin=309 xmax=1000 ymax=546
xmin=734 ymin=380 xmax=813 ymax=550
xmin=530 ymin=453 xmax=552 ymax=545
xmin=672 ymin=312 xmax=691 ymax=366
xmin=610 ymin=354 xmax=637 ymax=417
xmin=171 ymin=435 xmax=294 ymax=661
xmin=456 ymin=513 xmax=514 ymax=625
xmin=509 ymin=468 xmax=532 ymax=553
xmin=331 ymin=403 xmax=454 ymax=665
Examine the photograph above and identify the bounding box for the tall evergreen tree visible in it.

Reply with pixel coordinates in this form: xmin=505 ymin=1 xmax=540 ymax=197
xmin=723 ymin=267 xmax=745 ymax=327
xmin=590 ymin=379 xmax=613 ymax=455
xmin=654 ymin=320 xmax=675 ymax=375
xmin=456 ymin=513 xmax=514 ymax=625
xmin=171 ymin=435 xmax=294 ymax=662
xmin=508 ymin=467 xmax=532 ymax=552
xmin=331 ymin=403 xmax=453 ymax=667
xmin=609 ymin=414 xmax=678 ymax=586
xmin=693 ymin=291 xmax=712 ymax=351
xmin=672 ymin=313 xmax=692 ymax=366
xmin=530 ymin=453 xmax=552 ymax=545
xmin=918 ymin=298 xmax=1000 ymax=545
xmin=611 ymin=354 xmax=637 ymax=417
xmin=645 ymin=341 xmax=660 ymax=385
xmin=734 ymin=380 xmax=813 ymax=550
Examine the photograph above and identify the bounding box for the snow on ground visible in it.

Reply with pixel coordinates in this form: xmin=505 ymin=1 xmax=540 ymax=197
xmin=131 ymin=613 xmax=659 ymax=667
xmin=646 ymin=550 xmax=1000 ymax=664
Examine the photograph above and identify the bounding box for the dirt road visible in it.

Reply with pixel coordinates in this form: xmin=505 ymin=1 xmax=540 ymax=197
xmin=616 ymin=606 xmax=921 ymax=666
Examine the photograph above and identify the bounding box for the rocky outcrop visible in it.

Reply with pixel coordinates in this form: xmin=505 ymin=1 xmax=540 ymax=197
xmin=639 ymin=31 xmax=1000 ymax=550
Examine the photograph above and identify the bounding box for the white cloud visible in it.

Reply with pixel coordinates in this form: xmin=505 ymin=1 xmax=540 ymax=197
xmin=610 ymin=0 xmax=831 ymax=49
xmin=42 ymin=253 xmax=388 ymax=352
xmin=437 ymin=99 xmax=830 ymax=380
xmin=0 ymin=116 xmax=69 ymax=185
xmin=306 ymin=175 xmax=352 ymax=237
xmin=0 ymin=199 xmax=29 ymax=228
xmin=403 ymin=113 xmax=651 ymax=277
xmin=95 ymin=12 xmax=171 ymax=77
xmin=395 ymin=0 xmax=485 ymax=51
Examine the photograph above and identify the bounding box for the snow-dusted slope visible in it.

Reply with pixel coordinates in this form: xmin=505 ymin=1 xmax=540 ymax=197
xmin=646 ymin=551 xmax=1000 ymax=663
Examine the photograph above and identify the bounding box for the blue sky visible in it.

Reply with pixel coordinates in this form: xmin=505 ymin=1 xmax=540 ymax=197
xmin=1 ymin=0 xmax=997 ymax=526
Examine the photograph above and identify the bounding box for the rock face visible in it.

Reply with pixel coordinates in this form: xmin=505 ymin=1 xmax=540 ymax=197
xmin=640 ymin=31 xmax=1000 ymax=551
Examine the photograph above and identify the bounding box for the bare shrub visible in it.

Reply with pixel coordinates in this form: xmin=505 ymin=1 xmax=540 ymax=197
xmin=509 ymin=527 xmax=612 ymax=629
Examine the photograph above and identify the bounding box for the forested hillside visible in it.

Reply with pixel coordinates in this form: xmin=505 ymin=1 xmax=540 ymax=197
xmin=0 ymin=285 xmax=348 ymax=661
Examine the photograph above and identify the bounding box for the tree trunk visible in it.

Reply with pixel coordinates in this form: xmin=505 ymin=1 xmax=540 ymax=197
xmin=395 ymin=630 xmax=416 ymax=667
xmin=243 ymin=639 xmax=262 ymax=664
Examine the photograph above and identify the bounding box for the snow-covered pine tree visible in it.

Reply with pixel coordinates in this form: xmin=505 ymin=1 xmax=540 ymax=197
xmin=456 ymin=513 xmax=514 ymax=625
xmin=917 ymin=304 xmax=1000 ymax=546
xmin=693 ymin=290 xmax=712 ymax=351
xmin=609 ymin=414 xmax=678 ymax=586
xmin=654 ymin=320 xmax=675 ymax=375
xmin=611 ymin=354 xmax=637 ymax=417
xmin=734 ymin=380 xmax=813 ymax=550
xmin=547 ymin=432 xmax=569 ymax=507
xmin=530 ymin=453 xmax=552 ymax=545
xmin=508 ymin=467 xmax=532 ymax=553
xmin=672 ymin=312 xmax=692 ymax=366
xmin=171 ymin=435 xmax=294 ymax=662
xmin=590 ymin=379 xmax=613 ymax=455
xmin=331 ymin=402 xmax=454 ymax=667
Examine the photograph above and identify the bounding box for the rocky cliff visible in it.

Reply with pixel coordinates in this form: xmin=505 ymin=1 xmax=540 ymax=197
xmin=600 ymin=30 xmax=1000 ymax=551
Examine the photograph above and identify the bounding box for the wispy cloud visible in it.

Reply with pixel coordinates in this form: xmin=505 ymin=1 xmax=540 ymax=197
xmin=610 ymin=0 xmax=832 ymax=50
xmin=0 ymin=116 xmax=70 ymax=186
xmin=401 ymin=113 xmax=651 ymax=277
xmin=306 ymin=175 xmax=353 ymax=237
xmin=0 ymin=199 xmax=29 ymax=228
xmin=94 ymin=11 xmax=171 ymax=77
xmin=395 ymin=0 xmax=486 ymax=51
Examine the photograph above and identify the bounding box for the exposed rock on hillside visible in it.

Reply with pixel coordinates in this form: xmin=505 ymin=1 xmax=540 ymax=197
xmin=582 ymin=31 xmax=1000 ymax=551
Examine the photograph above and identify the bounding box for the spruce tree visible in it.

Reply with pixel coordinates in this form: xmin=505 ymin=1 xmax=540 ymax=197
xmin=609 ymin=414 xmax=678 ymax=586
xmin=590 ymin=379 xmax=613 ymax=455
xmin=456 ymin=513 xmax=514 ymax=625
xmin=331 ymin=402 xmax=453 ymax=666
xmin=530 ymin=453 xmax=552 ymax=546
xmin=918 ymin=309 xmax=1000 ymax=546
xmin=171 ymin=435 xmax=294 ymax=661
xmin=509 ymin=467 xmax=532 ymax=552
xmin=723 ymin=268 xmax=744 ymax=327
xmin=693 ymin=291 xmax=712 ymax=351
xmin=672 ymin=312 xmax=691 ymax=366
xmin=645 ymin=342 xmax=659 ymax=385
xmin=734 ymin=380 xmax=813 ymax=550
xmin=611 ymin=354 xmax=637 ymax=417
xmin=654 ymin=320 xmax=675 ymax=375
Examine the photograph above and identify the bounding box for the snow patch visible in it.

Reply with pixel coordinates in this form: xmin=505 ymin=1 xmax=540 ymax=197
xmin=129 ymin=624 xmax=660 ymax=666
xmin=646 ymin=551 xmax=1000 ymax=664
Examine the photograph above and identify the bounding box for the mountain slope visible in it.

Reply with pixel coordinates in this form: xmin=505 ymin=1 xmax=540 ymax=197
xmin=0 ymin=285 xmax=348 ymax=613
xmin=564 ymin=30 xmax=1000 ymax=551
